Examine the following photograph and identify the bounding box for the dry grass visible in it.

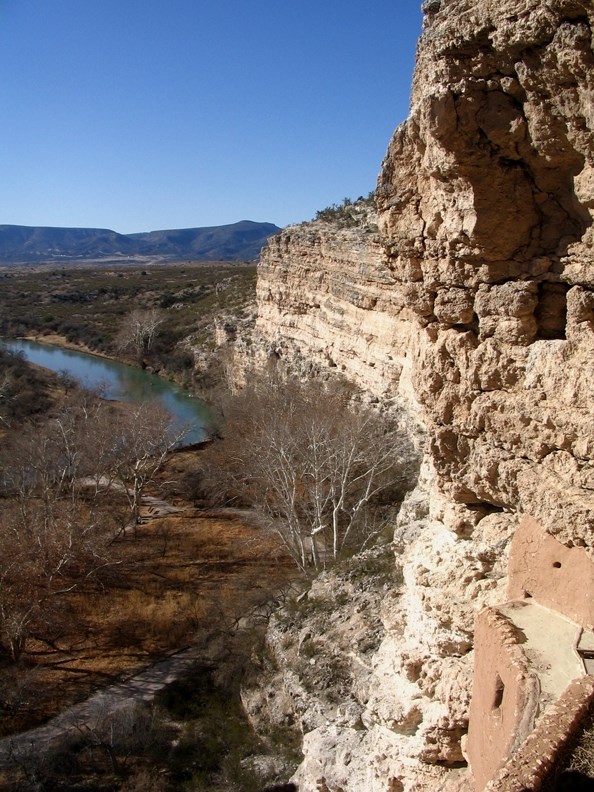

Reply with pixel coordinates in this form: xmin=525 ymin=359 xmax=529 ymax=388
xmin=565 ymin=709 xmax=594 ymax=777
xmin=0 ymin=463 xmax=293 ymax=738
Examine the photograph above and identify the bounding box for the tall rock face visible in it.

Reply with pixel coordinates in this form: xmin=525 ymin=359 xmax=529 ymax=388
xmin=252 ymin=1 xmax=594 ymax=790
xmin=256 ymin=203 xmax=424 ymax=413
xmin=377 ymin=0 xmax=594 ymax=547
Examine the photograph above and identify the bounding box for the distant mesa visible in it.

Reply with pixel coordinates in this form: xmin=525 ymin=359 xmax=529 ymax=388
xmin=0 ymin=220 xmax=282 ymax=264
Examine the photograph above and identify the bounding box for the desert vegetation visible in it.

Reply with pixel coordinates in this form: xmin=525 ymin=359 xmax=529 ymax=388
xmin=201 ymin=372 xmax=418 ymax=572
xmin=0 ymin=390 xmax=188 ymax=665
xmin=0 ymin=262 xmax=257 ymax=384
xmin=314 ymin=192 xmax=377 ymax=229
xmin=0 ymin=375 xmax=296 ymax=790
xmin=0 ymin=351 xmax=419 ymax=789
xmin=0 ymin=346 xmax=53 ymax=426
xmin=2 ymin=650 xmax=300 ymax=792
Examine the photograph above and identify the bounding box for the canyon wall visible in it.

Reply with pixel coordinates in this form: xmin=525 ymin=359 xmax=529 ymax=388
xmin=251 ymin=0 xmax=594 ymax=790
xmin=256 ymin=203 xmax=423 ymax=411
xmin=376 ymin=0 xmax=594 ymax=549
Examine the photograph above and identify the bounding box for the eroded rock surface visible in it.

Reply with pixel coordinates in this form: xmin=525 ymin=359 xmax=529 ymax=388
xmin=377 ymin=0 xmax=594 ymax=550
xmin=249 ymin=0 xmax=594 ymax=790
xmin=255 ymin=203 xmax=423 ymax=410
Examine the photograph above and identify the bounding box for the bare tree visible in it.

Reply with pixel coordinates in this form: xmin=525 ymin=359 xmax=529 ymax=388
xmin=0 ymin=367 xmax=14 ymax=426
xmin=0 ymin=411 xmax=114 ymax=661
xmin=0 ymin=347 xmax=51 ymax=426
xmin=75 ymin=703 xmax=167 ymax=775
xmin=116 ymin=308 xmax=164 ymax=358
xmin=110 ymin=401 xmax=187 ymax=535
xmin=0 ymin=389 xmax=187 ymax=661
xmin=203 ymin=375 xmax=417 ymax=572
xmin=0 ymin=396 xmax=122 ymax=661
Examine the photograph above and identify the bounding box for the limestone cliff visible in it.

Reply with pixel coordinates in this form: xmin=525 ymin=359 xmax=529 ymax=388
xmin=377 ymin=0 xmax=594 ymax=548
xmin=255 ymin=200 xmax=423 ymax=410
xmin=248 ymin=1 xmax=594 ymax=790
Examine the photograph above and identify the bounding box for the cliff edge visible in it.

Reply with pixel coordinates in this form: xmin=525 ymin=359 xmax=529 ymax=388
xmin=377 ymin=0 xmax=594 ymax=548
xmin=249 ymin=1 xmax=594 ymax=790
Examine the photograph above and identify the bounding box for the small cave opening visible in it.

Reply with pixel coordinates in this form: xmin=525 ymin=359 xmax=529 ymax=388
xmin=553 ymin=561 xmax=562 ymax=569
xmin=478 ymin=503 xmax=505 ymax=515
xmin=535 ymin=282 xmax=569 ymax=340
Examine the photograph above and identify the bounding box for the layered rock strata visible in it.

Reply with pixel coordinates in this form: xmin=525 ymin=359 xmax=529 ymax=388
xmin=251 ymin=0 xmax=594 ymax=790
xmin=256 ymin=205 xmax=423 ymax=412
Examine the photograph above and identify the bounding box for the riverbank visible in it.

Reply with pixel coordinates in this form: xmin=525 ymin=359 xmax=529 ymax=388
xmin=0 ymin=262 xmax=256 ymax=395
xmin=4 ymin=337 xmax=211 ymax=444
xmin=21 ymin=329 xmax=220 ymax=403
xmin=0 ymin=459 xmax=298 ymax=789
xmin=25 ymin=332 xmax=113 ymax=360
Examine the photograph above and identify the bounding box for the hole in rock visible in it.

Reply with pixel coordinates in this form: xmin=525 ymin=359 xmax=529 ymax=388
xmin=536 ymin=282 xmax=569 ymax=340
xmin=492 ymin=675 xmax=505 ymax=710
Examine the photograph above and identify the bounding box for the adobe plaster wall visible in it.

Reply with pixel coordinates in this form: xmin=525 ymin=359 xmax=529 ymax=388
xmin=485 ymin=675 xmax=594 ymax=792
xmin=507 ymin=515 xmax=594 ymax=629
xmin=467 ymin=515 xmax=594 ymax=789
xmin=466 ymin=607 xmax=540 ymax=789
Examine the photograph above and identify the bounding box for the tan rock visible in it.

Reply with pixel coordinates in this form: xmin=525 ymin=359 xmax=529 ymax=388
xmin=246 ymin=0 xmax=594 ymax=789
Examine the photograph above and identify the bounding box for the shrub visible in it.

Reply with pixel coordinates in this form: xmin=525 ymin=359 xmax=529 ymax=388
xmin=314 ymin=192 xmax=376 ymax=226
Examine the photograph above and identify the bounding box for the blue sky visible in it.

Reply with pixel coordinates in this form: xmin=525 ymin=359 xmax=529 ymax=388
xmin=0 ymin=1 xmax=423 ymax=233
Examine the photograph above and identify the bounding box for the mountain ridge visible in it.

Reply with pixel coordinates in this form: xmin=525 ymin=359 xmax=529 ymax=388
xmin=0 ymin=220 xmax=281 ymax=264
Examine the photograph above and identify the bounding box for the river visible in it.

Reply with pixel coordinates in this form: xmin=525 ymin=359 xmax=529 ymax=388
xmin=2 ymin=338 xmax=210 ymax=445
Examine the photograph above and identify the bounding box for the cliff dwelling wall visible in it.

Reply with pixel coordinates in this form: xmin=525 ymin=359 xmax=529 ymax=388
xmin=485 ymin=675 xmax=594 ymax=791
xmin=466 ymin=607 xmax=540 ymax=790
xmin=507 ymin=515 xmax=594 ymax=628
xmin=467 ymin=515 xmax=594 ymax=788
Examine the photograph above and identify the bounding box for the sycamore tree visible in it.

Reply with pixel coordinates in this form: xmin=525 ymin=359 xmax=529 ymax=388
xmin=115 ymin=308 xmax=164 ymax=358
xmin=110 ymin=401 xmax=188 ymax=535
xmin=202 ymin=374 xmax=417 ymax=572
xmin=0 ymin=393 xmax=124 ymax=661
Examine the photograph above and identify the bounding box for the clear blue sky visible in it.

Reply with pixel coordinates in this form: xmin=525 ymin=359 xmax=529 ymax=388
xmin=0 ymin=1 xmax=423 ymax=233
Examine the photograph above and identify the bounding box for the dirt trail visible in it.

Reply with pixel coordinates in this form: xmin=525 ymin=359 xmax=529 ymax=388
xmin=0 ymin=632 xmax=225 ymax=766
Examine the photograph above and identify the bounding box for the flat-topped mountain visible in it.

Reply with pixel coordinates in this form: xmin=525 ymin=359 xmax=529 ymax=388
xmin=0 ymin=220 xmax=281 ymax=264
